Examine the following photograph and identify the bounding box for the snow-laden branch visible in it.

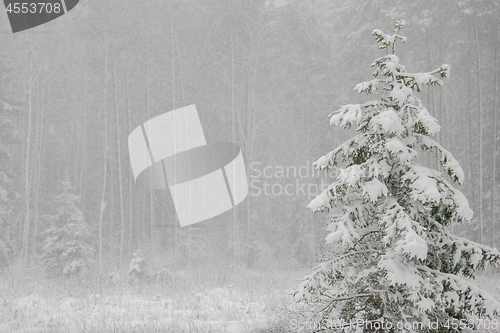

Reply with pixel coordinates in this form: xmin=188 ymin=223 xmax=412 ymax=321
xmin=313 ymin=135 xmax=365 ymax=171
xmin=372 ymin=29 xmax=407 ymax=50
xmin=415 ymin=133 xmax=465 ymax=184
xmin=416 ymin=265 xmax=500 ymax=317
xmin=447 ymin=234 xmax=500 ymax=257
xmin=329 ymin=101 xmax=385 ymax=128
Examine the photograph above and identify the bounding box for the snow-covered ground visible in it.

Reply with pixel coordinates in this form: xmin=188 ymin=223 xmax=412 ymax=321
xmin=0 ymin=268 xmax=309 ymax=332
xmin=0 ymin=268 xmax=498 ymax=332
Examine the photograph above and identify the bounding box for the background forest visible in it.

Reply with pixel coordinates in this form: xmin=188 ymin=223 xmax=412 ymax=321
xmin=0 ymin=0 xmax=499 ymax=276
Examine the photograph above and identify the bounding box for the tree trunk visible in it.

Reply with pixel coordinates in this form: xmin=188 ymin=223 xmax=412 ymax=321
xmin=79 ymin=73 xmax=86 ymax=198
xmin=491 ymin=27 xmax=498 ymax=248
xmin=146 ymin=31 xmax=154 ymax=254
xmin=99 ymin=32 xmax=109 ymax=272
xmin=126 ymin=61 xmax=134 ymax=262
xmin=426 ymin=31 xmax=436 ymax=168
xmin=22 ymin=38 xmax=33 ymax=263
xmin=32 ymin=70 xmax=44 ymax=261
xmin=230 ymin=29 xmax=240 ymax=265
xmin=475 ymin=20 xmax=484 ymax=244
xmin=112 ymin=50 xmax=126 ymax=268
xmin=170 ymin=18 xmax=177 ymax=262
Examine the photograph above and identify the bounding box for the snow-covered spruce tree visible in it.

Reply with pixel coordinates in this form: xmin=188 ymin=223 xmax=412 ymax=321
xmin=295 ymin=21 xmax=500 ymax=332
xmin=128 ymin=251 xmax=148 ymax=282
xmin=41 ymin=181 xmax=94 ymax=277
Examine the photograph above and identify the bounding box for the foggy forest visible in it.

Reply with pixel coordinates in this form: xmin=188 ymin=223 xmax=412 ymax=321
xmin=0 ymin=0 xmax=499 ymax=332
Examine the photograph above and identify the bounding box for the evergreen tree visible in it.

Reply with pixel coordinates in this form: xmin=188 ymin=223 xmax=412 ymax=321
xmin=41 ymin=181 xmax=94 ymax=277
xmin=128 ymin=250 xmax=148 ymax=281
xmin=295 ymin=21 xmax=500 ymax=332
xmin=0 ymin=109 xmax=19 ymax=267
